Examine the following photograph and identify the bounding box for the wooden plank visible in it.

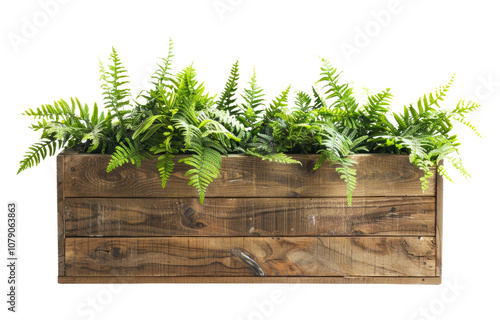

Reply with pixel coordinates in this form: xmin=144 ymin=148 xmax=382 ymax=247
xmin=65 ymin=197 xmax=436 ymax=237
xmin=63 ymin=154 xmax=436 ymax=198
xmin=435 ymin=167 xmax=443 ymax=276
xmin=58 ymin=276 xmax=441 ymax=284
xmin=57 ymin=154 xmax=65 ymax=276
xmin=65 ymin=237 xmax=436 ymax=277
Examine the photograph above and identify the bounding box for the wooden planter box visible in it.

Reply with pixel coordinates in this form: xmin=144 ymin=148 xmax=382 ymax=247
xmin=57 ymin=150 xmax=443 ymax=284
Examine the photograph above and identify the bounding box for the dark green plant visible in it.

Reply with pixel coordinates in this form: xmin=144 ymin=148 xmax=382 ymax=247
xmin=18 ymin=41 xmax=481 ymax=205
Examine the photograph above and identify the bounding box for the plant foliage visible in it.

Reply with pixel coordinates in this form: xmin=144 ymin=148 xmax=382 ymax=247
xmin=19 ymin=41 xmax=481 ymax=205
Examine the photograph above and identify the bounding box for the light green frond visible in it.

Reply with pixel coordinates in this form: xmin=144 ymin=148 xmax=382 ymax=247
xmin=107 ymin=138 xmax=151 ymax=172
xmin=17 ymin=139 xmax=62 ymax=174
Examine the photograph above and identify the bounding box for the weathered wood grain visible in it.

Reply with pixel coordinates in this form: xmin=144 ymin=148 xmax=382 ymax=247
xmin=436 ymin=168 xmax=443 ymax=276
xmin=58 ymin=276 xmax=441 ymax=284
xmin=65 ymin=197 xmax=436 ymax=237
xmin=63 ymin=154 xmax=436 ymax=198
xmin=65 ymin=237 xmax=436 ymax=277
xmin=57 ymin=154 xmax=65 ymax=277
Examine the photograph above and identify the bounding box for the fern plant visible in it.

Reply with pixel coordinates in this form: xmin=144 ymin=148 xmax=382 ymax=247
xmin=18 ymin=41 xmax=482 ymax=205
xmin=108 ymin=51 xmax=240 ymax=203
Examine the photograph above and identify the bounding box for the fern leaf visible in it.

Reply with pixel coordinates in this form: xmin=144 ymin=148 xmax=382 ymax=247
xmin=17 ymin=139 xmax=61 ymax=174
xmin=295 ymin=91 xmax=312 ymax=112
xmin=265 ymin=86 xmax=290 ymax=119
xmin=180 ymin=137 xmax=225 ymax=203
xmin=241 ymin=69 xmax=266 ymax=115
xmin=336 ymin=157 xmax=357 ymax=206
xmin=152 ymin=38 xmax=175 ymax=90
xmin=100 ymin=47 xmax=131 ymax=136
xmin=452 ymin=115 xmax=482 ymax=138
xmin=317 ymin=149 xmax=358 ymax=206
xmin=217 ymin=61 xmax=240 ymax=116
xmin=399 ymin=135 xmax=432 ymax=163
xmin=157 ymin=152 xmax=175 ymax=188
xmin=318 ymin=58 xmax=359 ymax=113
xmin=246 ymin=149 xmax=301 ymax=165
xmin=363 ymin=89 xmax=392 ymax=118
xmin=452 ymin=100 xmax=481 ymax=115
xmin=415 ymin=75 xmax=454 ymax=111
xmin=437 ymin=165 xmax=454 ymax=183
xmin=132 ymin=115 xmax=164 ymax=139
xmin=200 ymin=108 xmax=246 ymax=134
xmin=107 ymin=138 xmax=151 ymax=172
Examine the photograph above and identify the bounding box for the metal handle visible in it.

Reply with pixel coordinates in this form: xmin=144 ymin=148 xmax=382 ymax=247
xmin=231 ymin=249 xmax=265 ymax=277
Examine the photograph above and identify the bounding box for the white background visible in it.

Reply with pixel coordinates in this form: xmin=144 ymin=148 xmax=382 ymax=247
xmin=1 ymin=0 xmax=499 ymax=319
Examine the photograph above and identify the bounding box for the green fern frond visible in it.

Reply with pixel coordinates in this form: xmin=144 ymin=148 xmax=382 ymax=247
xmin=99 ymin=47 xmax=131 ymax=138
xmin=100 ymin=47 xmax=130 ymax=111
xmin=28 ymin=119 xmax=50 ymax=131
xmin=320 ymin=126 xmax=368 ymax=157
xmin=245 ymin=149 xmax=301 ymax=165
xmin=82 ymin=121 xmax=106 ymax=152
xmin=198 ymin=118 xmax=240 ymax=141
xmin=175 ymin=65 xmax=203 ymax=101
xmin=415 ymin=159 xmax=435 ymax=192
xmin=157 ymin=152 xmax=175 ymax=188
xmin=313 ymin=153 xmax=328 ymax=170
xmin=452 ymin=115 xmax=482 ymax=138
xmin=180 ymin=137 xmax=225 ymax=203
xmin=175 ymin=95 xmax=199 ymax=126
xmin=426 ymin=136 xmax=458 ymax=161
xmin=416 ymin=75 xmax=454 ymax=111
xmin=312 ymin=86 xmax=327 ymax=110
xmin=22 ymin=99 xmax=80 ymax=123
xmin=437 ymin=165 xmax=454 ymax=183
xmin=314 ymin=125 xmax=368 ymax=205
xmin=336 ymin=156 xmax=357 ymax=206
xmin=363 ymin=89 xmax=393 ymax=118
xmin=315 ymin=125 xmax=368 ymax=205
xmin=452 ymin=100 xmax=481 ymax=115
xmin=317 ymin=148 xmax=358 ymax=206
xmin=152 ymin=38 xmax=175 ymax=90
xmin=132 ymin=115 xmax=164 ymax=139
xmin=107 ymin=138 xmax=151 ymax=172
xmin=270 ymin=118 xmax=288 ymax=146
xmin=449 ymin=156 xmax=471 ymax=182
xmin=399 ymin=135 xmax=432 ymax=163
xmin=217 ymin=61 xmax=240 ymax=116
xmin=318 ymin=58 xmax=359 ymax=114
xmin=261 ymin=152 xmax=301 ymax=164
xmin=241 ymin=69 xmax=265 ymax=116
xmin=266 ymin=86 xmax=290 ymax=119
xmin=295 ymin=91 xmax=313 ymax=112
xmin=247 ymin=132 xmax=277 ymax=154
xmin=17 ymin=139 xmax=61 ymax=174
xmin=201 ymin=108 xmax=246 ymax=134
xmin=173 ymin=118 xmax=201 ymax=146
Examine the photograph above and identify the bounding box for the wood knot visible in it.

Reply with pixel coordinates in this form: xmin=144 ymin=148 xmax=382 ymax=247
xmin=194 ymin=222 xmax=206 ymax=229
xmin=180 ymin=205 xmax=207 ymax=229
xmin=111 ymin=247 xmax=121 ymax=257
xmin=351 ymin=230 xmax=365 ymax=236
xmin=352 ymin=238 xmax=392 ymax=255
